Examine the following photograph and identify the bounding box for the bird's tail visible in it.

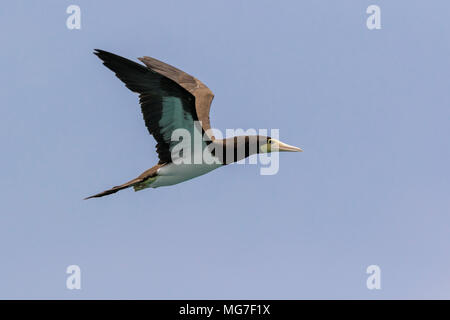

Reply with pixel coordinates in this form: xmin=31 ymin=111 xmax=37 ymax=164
xmin=84 ymin=177 xmax=143 ymax=200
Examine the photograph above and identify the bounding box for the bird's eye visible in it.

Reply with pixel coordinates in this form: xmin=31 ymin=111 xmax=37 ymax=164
xmin=269 ymin=139 xmax=274 ymax=144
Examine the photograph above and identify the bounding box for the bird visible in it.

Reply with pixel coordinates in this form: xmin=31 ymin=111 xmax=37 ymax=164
xmin=85 ymin=49 xmax=302 ymax=199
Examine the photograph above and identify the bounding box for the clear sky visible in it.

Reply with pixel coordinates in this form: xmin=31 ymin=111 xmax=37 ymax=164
xmin=1 ymin=0 xmax=449 ymax=299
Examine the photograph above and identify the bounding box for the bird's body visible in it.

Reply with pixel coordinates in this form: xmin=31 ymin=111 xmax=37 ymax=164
xmin=85 ymin=50 xmax=301 ymax=199
xmin=141 ymin=162 xmax=223 ymax=189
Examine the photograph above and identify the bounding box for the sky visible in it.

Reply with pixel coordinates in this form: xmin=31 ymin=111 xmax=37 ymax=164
xmin=1 ymin=0 xmax=449 ymax=299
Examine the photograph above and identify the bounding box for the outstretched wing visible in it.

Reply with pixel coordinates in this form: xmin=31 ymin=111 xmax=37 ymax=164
xmin=138 ymin=56 xmax=215 ymax=139
xmin=94 ymin=49 xmax=214 ymax=163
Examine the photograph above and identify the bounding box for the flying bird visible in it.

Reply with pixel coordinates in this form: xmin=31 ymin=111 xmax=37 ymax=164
xmin=85 ymin=49 xmax=302 ymax=199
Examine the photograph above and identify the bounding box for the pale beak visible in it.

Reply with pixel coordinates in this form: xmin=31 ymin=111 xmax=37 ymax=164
xmin=277 ymin=141 xmax=303 ymax=152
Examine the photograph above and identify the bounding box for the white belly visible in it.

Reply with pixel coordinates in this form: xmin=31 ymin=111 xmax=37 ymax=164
xmin=149 ymin=162 xmax=222 ymax=188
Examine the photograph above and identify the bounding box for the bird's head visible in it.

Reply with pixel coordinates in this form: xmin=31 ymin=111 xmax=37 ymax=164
xmin=259 ymin=137 xmax=303 ymax=153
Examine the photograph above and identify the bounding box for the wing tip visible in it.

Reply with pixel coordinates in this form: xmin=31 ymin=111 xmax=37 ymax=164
xmin=93 ymin=49 xmax=110 ymax=62
xmin=138 ymin=56 xmax=156 ymax=65
xmin=93 ymin=48 xmax=105 ymax=56
xmin=83 ymin=192 xmax=106 ymax=200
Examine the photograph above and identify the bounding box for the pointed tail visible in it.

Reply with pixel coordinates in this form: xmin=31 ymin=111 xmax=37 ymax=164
xmin=84 ymin=177 xmax=143 ymax=200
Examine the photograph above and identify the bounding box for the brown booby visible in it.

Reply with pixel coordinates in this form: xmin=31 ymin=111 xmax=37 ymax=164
xmin=85 ymin=50 xmax=302 ymax=199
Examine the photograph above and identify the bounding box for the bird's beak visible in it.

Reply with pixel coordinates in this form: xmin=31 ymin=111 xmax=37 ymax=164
xmin=277 ymin=141 xmax=303 ymax=152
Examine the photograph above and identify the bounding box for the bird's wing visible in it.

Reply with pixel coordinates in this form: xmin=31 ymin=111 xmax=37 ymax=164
xmin=94 ymin=49 xmax=213 ymax=163
xmin=138 ymin=56 xmax=215 ymax=139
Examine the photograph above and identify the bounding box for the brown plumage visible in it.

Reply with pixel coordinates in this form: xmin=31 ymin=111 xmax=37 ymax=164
xmin=93 ymin=49 xmax=214 ymax=163
xmin=138 ymin=56 xmax=215 ymax=140
xmin=85 ymin=50 xmax=302 ymax=199
xmin=86 ymin=50 xmax=216 ymax=199
xmin=84 ymin=164 xmax=164 ymax=199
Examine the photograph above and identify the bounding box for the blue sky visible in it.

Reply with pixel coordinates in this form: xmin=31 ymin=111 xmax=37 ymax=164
xmin=1 ymin=0 xmax=449 ymax=299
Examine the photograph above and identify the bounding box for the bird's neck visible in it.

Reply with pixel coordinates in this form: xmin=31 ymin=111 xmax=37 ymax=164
xmin=210 ymin=136 xmax=262 ymax=164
